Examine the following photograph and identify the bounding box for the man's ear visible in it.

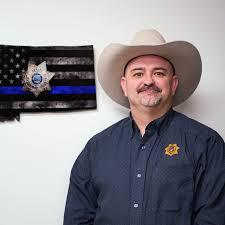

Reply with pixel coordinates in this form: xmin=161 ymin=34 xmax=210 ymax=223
xmin=120 ymin=76 xmax=127 ymax=97
xmin=172 ymin=75 xmax=179 ymax=96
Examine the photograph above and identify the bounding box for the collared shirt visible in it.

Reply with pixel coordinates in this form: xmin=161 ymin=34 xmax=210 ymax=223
xmin=64 ymin=110 xmax=225 ymax=225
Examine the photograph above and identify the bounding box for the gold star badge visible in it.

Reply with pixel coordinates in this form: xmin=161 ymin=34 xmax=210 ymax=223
xmin=22 ymin=61 xmax=55 ymax=97
xmin=165 ymin=144 xmax=180 ymax=156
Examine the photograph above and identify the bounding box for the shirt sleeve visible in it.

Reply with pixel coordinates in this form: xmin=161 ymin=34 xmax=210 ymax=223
xmin=63 ymin=140 xmax=98 ymax=225
xmin=192 ymin=134 xmax=225 ymax=225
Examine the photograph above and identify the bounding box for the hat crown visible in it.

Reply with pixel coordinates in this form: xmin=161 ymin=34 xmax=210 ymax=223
xmin=130 ymin=29 xmax=166 ymax=46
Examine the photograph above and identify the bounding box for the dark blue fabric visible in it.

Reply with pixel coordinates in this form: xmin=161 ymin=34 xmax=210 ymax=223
xmin=64 ymin=110 xmax=225 ymax=225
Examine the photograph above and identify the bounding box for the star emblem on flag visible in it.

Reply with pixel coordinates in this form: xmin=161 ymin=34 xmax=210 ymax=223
xmin=22 ymin=61 xmax=55 ymax=97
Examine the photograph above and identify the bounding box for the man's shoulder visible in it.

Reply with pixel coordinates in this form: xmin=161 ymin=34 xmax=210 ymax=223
xmin=89 ymin=117 xmax=131 ymax=143
xmin=173 ymin=111 xmax=219 ymax=138
xmin=76 ymin=117 xmax=131 ymax=163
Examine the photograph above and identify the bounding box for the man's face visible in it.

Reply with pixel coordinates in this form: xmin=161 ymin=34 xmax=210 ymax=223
xmin=120 ymin=55 xmax=178 ymax=109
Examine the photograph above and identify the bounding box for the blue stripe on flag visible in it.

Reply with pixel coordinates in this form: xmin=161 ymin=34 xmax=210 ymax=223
xmin=51 ymin=86 xmax=96 ymax=94
xmin=0 ymin=86 xmax=96 ymax=95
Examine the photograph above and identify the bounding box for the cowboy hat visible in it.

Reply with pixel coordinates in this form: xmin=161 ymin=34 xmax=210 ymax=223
xmin=97 ymin=29 xmax=202 ymax=108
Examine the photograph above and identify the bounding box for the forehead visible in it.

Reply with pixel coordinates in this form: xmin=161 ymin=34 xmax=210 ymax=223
xmin=125 ymin=55 xmax=174 ymax=71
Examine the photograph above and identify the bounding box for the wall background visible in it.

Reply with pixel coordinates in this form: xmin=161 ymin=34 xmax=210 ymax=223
xmin=0 ymin=0 xmax=224 ymax=224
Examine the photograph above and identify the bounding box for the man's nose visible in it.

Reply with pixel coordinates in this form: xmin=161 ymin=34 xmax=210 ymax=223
xmin=144 ymin=73 xmax=154 ymax=85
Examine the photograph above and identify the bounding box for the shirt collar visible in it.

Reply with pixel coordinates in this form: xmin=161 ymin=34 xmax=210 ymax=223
xmin=128 ymin=108 xmax=174 ymax=138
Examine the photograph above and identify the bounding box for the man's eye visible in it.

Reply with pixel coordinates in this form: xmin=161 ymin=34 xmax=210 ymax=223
xmin=154 ymin=72 xmax=165 ymax=76
xmin=133 ymin=72 xmax=143 ymax=77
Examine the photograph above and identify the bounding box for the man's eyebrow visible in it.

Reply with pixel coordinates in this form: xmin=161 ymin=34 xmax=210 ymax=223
xmin=130 ymin=67 xmax=144 ymax=72
xmin=153 ymin=67 xmax=168 ymax=71
xmin=154 ymin=66 xmax=175 ymax=75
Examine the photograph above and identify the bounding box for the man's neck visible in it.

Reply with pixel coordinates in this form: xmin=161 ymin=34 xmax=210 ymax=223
xmin=130 ymin=104 xmax=171 ymax=136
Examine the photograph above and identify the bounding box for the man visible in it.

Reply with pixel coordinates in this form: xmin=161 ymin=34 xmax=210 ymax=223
xmin=64 ymin=30 xmax=225 ymax=225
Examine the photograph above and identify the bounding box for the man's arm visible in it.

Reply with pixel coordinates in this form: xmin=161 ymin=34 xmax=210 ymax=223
xmin=192 ymin=134 xmax=225 ymax=225
xmin=63 ymin=141 xmax=98 ymax=225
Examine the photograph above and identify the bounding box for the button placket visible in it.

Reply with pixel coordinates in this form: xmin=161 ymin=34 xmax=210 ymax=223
xmin=130 ymin=131 xmax=158 ymax=225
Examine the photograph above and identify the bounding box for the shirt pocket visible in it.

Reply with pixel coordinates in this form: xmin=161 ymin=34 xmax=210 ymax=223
xmin=151 ymin=165 xmax=194 ymax=211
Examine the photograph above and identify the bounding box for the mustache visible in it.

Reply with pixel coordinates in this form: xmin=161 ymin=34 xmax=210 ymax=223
xmin=137 ymin=84 xmax=162 ymax=93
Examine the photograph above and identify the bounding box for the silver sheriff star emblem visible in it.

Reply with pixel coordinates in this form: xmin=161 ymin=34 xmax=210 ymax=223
xmin=22 ymin=61 xmax=55 ymax=97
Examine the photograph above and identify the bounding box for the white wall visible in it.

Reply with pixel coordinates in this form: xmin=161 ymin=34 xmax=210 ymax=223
xmin=0 ymin=0 xmax=224 ymax=225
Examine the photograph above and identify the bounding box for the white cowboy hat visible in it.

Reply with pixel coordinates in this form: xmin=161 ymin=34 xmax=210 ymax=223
xmin=97 ymin=29 xmax=202 ymax=108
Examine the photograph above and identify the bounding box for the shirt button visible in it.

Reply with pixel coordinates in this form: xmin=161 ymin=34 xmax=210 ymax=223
xmin=134 ymin=203 xmax=139 ymax=208
xmin=137 ymin=173 xmax=142 ymax=178
xmin=141 ymin=146 xmax=146 ymax=150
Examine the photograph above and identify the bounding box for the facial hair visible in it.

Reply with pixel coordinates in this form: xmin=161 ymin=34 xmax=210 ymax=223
xmin=137 ymin=84 xmax=162 ymax=107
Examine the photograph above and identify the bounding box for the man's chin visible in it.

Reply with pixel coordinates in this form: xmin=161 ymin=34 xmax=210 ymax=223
xmin=139 ymin=96 xmax=162 ymax=107
xmin=140 ymin=101 xmax=161 ymax=107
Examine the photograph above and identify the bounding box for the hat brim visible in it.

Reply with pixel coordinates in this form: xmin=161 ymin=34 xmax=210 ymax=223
xmin=97 ymin=41 xmax=202 ymax=108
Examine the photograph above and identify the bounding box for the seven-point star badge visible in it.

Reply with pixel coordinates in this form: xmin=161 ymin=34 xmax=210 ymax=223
xmin=22 ymin=61 xmax=55 ymax=97
xmin=165 ymin=144 xmax=180 ymax=156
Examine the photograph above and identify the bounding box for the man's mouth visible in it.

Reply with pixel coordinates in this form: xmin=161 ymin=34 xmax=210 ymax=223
xmin=137 ymin=85 xmax=161 ymax=94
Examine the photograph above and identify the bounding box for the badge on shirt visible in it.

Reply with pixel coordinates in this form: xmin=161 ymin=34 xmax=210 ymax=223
xmin=165 ymin=144 xmax=180 ymax=156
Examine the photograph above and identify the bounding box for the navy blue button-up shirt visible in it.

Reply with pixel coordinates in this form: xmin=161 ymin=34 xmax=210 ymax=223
xmin=64 ymin=110 xmax=225 ymax=225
